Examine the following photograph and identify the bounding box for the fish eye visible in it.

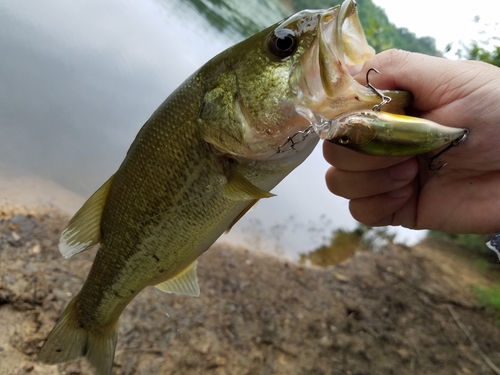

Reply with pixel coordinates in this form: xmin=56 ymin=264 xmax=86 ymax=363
xmin=268 ymin=29 xmax=297 ymax=59
xmin=337 ymin=136 xmax=350 ymax=145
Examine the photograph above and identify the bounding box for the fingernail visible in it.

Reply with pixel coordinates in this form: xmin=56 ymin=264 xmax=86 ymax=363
xmin=389 ymin=160 xmax=416 ymax=181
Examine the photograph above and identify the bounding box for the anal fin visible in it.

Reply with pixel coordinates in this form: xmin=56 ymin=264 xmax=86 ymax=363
xmin=155 ymin=261 xmax=200 ymax=297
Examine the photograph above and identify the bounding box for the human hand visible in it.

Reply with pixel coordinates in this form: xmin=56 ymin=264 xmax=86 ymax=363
xmin=323 ymin=49 xmax=500 ymax=233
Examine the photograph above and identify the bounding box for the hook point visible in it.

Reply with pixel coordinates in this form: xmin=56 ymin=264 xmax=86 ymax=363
xmin=365 ymin=68 xmax=391 ymax=111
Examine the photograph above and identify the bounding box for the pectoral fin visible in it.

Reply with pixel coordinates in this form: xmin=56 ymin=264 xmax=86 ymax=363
xmin=226 ymin=199 xmax=259 ymax=233
xmin=155 ymin=261 xmax=200 ymax=297
xmin=223 ymin=166 xmax=275 ymax=201
xmin=59 ymin=175 xmax=114 ymax=259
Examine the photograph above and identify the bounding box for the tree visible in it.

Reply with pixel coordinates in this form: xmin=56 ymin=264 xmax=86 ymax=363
xmin=459 ymin=42 xmax=500 ymax=67
xmin=455 ymin=16 xmax=500 ymax=67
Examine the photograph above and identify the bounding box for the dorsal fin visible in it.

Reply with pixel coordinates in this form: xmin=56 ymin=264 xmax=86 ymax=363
xmin=155 ymin=261 xmax=200 ymax=297
xmin=223 ymin=161 xmax=275 ymax=201
xmin=59 ymin=175 xmax=114 ymax=259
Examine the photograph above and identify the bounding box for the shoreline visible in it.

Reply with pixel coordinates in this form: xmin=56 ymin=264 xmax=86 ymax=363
xmin=0 ymin=174 xmax=85 ymax=216
xmin=2 ymin=205 xmax=500 ymax=374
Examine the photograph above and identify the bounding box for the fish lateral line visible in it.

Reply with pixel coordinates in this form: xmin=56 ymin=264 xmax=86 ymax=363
xmin=104 ymin=190 xmax=222 ymax=238
xmin=105 ymin=160 xmax=277 ymax=238
xmin=38 ymin=2 xmax=417 ymax=373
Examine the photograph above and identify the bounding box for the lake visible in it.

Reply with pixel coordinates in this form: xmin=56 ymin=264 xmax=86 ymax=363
xmin=0 ymin=0 xmax=425 ymax=259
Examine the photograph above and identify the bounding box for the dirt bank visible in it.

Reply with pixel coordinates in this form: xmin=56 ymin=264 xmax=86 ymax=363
xmin=1 ymin=206 xmax=500 ymax=375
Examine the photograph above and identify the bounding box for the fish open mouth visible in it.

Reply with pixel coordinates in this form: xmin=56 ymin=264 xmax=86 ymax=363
xmin=289 ymin=0 xmax=409 ymax=122
xmin=253 ymin=0 xmax=376 ymax=161
xmin=289 ymin=0 xmax=374 ymax=116
xmin=203 ymin=1 xmax=409 ymax=163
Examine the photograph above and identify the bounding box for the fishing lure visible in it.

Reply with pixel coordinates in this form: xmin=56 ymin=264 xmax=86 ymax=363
xmin=323 ymin=110 xmax=468 ymax=156
xmin=296 ymin=68 xmax=469 ymax=170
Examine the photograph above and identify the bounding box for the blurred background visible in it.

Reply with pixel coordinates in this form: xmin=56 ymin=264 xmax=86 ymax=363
xmin=0 ymin=0 xmax=498 ymax=260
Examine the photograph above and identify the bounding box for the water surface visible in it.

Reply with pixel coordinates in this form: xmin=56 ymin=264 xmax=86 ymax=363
xmin=0 ymin=0 xmax=425 ymax=259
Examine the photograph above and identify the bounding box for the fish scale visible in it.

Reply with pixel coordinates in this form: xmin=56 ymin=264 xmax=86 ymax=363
xmin=37 ymin=2 xmax=415 ymax=374
xmin=77 ymin=73 xmax=250 ymax=324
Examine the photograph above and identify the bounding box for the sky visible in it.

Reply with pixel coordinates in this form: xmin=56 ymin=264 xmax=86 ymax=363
xmin=373 ymin=0 xmax=498 ymax=57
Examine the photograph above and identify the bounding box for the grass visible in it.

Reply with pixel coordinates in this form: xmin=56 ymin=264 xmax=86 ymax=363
xmin=473 ymin=284 xmax=500 ymax=322
xmin=475 ymin=285 xmax=500 ymax=310
xmin=474 ymin=257 xmax=493 ymax=272
xmin=427 ymin=231 xmax=492 ymax=256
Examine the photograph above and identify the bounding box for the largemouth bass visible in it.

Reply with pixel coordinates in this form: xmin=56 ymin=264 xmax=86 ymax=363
xmin=37 ymin=1 xmax=411 ymax=374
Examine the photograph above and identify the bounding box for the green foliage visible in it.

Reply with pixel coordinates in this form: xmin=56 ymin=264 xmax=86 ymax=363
xmin=427 ymin=231 xmax=495 ymax=260
xmin=181 ymin=0 xmax=438 ymax=55
xmin=453 ymin=15 xmax=500 ymax=67
xmin=475 ymin=257 xmax=492 ymax=272
xmin=300 ymin=224 xmax=396 ymax=267
xmin=299 ymin=228 xmax=364 ymax=267
xmin=356 ymin=224 xmax=396 ymax=249
xmin=474 ymin=285 xmax=500 ymax=316
xmin=175 ymin=0 xmax=291 ymax=38
xmin=285 ymin=0 xmax=438 ymax=55
xmin=458 ymin=41 xmax=500 ymax=67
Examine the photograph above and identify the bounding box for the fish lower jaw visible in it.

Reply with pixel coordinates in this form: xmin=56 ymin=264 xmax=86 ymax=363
xmin=294 ymin=80 xmax=382 ymax=119
xmin=236 ymin=121 xmax=318 ymax=162
xmin=236 ymin=134 xmax=319 ymax=170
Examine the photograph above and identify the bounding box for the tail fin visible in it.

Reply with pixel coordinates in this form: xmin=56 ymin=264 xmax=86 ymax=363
xmin=37 ymin=297 xmax=117 ymax=375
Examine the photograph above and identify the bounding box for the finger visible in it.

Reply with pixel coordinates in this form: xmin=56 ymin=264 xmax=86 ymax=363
xmin=353 ymin=50 xmax=436 ymax=89
xmin=353 ymin=49 xmax=416 ymax=90
xmin=325 ymin=158 xmax=418 ymax=199
xmin=349 ymin=183 xmax=414 ymax=227
xmin=323 ymin=141 xmax=411 ymax=172
xmin=353 ymin=49 xmax=482 ymax=113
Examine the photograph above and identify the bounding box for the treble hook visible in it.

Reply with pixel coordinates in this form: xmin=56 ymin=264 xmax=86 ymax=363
xmin=428 ymin=129 xmax=469 ymax=171
xmin=275 ymin=125 xmax=314 ymax=153
xmin=366 ymin=68 xmax=392 ymax=111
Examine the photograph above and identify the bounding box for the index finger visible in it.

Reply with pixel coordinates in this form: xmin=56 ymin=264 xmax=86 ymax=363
xmin=353 ymin=50 xmax=459 ymax=112
xmin=323 ymin=141 xmax=411 ymax=172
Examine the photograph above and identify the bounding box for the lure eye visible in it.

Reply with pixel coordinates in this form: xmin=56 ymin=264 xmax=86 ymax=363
xmin=337 ymin=136 xmax=350 ymax=145
xmin=268 ymin=29 xmax=297 ymax=59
